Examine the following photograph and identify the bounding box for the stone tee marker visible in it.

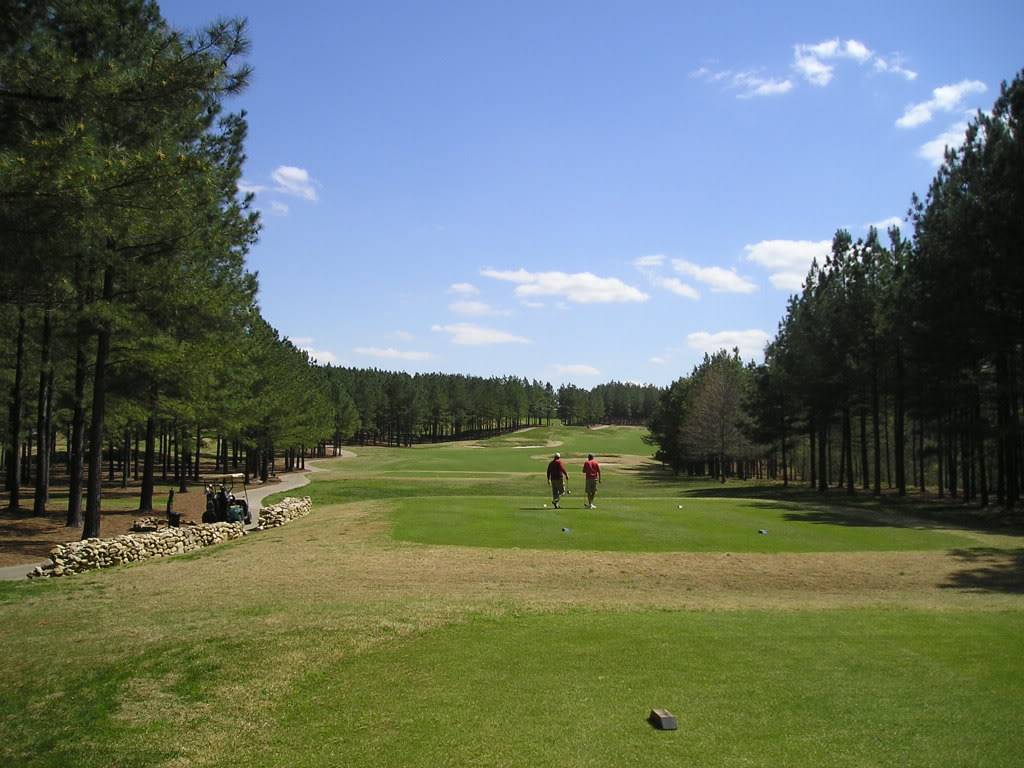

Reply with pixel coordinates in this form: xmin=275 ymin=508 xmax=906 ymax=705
xmin=648 ymin=708 xmax=678 ymax=730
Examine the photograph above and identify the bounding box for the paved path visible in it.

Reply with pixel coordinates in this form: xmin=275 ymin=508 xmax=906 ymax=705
xmin=0 ymin=453 xmax=346 ymax=581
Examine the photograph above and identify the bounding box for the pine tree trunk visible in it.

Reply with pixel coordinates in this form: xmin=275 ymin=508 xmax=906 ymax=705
xmin=121 ymin=428 xmax=130 ymax=488
xmin=843 ymin=406 xmax=854 ymax=494
xmin=781 ymin=412 xmax=789 ymax=487
xmin=6 ymin=307 xmax=26 ymax=511
xmin=977 ymin=392 xmax=989 ymax=507
xmin=859 ymin=406 xmax=869 ymax=490
xmin=178 ymin=425 xmax=188 ymax=493
xmin=809 ymin=415 xmax=817 ymax=489
xmin=937 ymin=416 xmax=945 ymax=498
xmin=139 ymin=402 xmax=156 ymax=513
xmin=871 ymin=357 xmax=881 ymax=495
xmin=67 ymin=315 xmax=88 ymax=527
xmin=894 ymin=342 xmax=906 ymax=496
xmin=83 ymin=268 xmax=113 ymax=539
xmin=948 ymin=422 xmax=958 ymax=497
xmin=32 ymin=310 xmax=53 ymax=515
xmin=194 ymin=424 xmax=201 ymax=481
xmin=817 ymin=415 xmax=828 ymax=493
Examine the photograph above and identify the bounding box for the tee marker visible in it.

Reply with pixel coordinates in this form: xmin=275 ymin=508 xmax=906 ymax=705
xmin=648 ymin=708 xmax=678 ymax=730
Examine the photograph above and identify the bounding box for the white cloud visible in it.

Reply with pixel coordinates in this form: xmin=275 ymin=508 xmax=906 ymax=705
xmin=649 ymin=356 xmax=667 ymax=365
xmin=692 ymin=67 xmax=792 ymax=98
xmin=431 ymin=323 xmax=530 ymax=346
xmin=793 ymin=39 xmax=874 ymax=86
xmin=269 ymin=201 xmax=289 ymax=216
xmin=634 ymin=254 xmax=700 ymax=299
xmin=448 ymin=282 xmax=479 ymax=295
xmin=552 ymin=364 xmax=601 ymax=377
xmin=481 ymin=269 xmax=648 ymax=304
xmin=733 ymin=72 xmax=794 ymax=98
xmin=272 ymin=165 xmax=318 ymax=201
xmin=392 ymin=330 xmax=414 ymax=341
xmin=866 ymin=215 xmax=903 ymax=232
xmin=672 ymin=259 xmax=757 ymax=294
xmin=654 ymin=276 xmax=700 ymax=300
xmin=521 ymin=300 xmax=545 ymax=309
xmin=353 ymin=346 xmax=434 ymax=361
xmin=794 ymin=53 xmax=834 ymax=86
xmin=632 ymin=254 xmax=665 ymax=269
xmin=744 ymin=239 xmax=830 ymax=291
xmin=874 ymin=56 xmax=917 ymax=81
xmin=896 ymin=80 xmax=987 ymax=128
xmin=918 ymin=122 xmax=969 ymax=166
xmin=687 ymin=329 xmax=770 ymax=360
xmin=448 ymin=300 xmax=510 ymax=317
xmin=237 ymin=180 xmax=266 ymax=195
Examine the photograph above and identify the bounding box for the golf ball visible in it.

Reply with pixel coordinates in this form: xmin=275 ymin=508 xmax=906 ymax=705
xmin=543 ymin=504 xmax=547 ymax=508
xmin=678 ymin=504 xmax=683 ymax=509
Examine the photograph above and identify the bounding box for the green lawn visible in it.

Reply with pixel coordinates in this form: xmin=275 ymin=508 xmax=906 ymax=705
xmin=225 ymin=609 xmax=1024 ymax=768
xmin=388 ymin=495 xmax=974 ymax=552
xmin=279 ymin=425 xmax=978 ymax=553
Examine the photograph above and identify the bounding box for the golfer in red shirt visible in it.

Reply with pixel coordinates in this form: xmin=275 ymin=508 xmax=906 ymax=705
xmin=582 ymin=453 xmax=601 ymax=508
xmin=546 ymin=452 xmax=569 ymax=508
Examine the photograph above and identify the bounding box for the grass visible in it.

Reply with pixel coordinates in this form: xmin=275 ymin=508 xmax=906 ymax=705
xmin=224 ymin=609 xmax=1024 ymax=768
xmin=388 ymin=496 xmax=975 ymax=552
xmin=2 ymin=423 xmax=1022 ymax=767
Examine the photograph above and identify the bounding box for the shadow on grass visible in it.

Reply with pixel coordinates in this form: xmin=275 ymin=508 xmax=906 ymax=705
xmin=622 ymin=464 xmax=1024 ymax=538
xmin=781 ymin=510 xmax=895 ymax=528
xmin=943 ymin=548 xmax=1024 ymax=594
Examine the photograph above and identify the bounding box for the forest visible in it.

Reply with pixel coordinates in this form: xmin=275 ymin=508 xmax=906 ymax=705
xmin=649 ymin=71 xmax=1024 ymax=510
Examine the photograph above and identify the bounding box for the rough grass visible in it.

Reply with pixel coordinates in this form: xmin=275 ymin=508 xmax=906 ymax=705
xmin=2 ymin=424 xmax=1022 ymax=767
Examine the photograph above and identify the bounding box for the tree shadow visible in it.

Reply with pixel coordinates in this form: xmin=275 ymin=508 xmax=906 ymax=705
xmin=942 ymin=548 xmax=1024 ymax=594
xmin=620 ymin=465 xmax=1024 ymax=537
xmin=780 ymin=509 xmax=895 ymax=528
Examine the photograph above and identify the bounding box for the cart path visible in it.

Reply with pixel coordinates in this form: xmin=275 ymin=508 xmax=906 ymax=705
xmin=245 ymin=453 xmax=339 ymax=528
xmin=0 ymin=452 xmax=351 ymax=581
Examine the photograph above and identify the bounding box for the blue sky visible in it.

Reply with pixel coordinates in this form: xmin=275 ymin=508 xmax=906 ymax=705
xmin=163 ymin=0 xmax=1022 ymax=386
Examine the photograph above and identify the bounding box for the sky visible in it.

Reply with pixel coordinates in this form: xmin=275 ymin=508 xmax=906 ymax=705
xmin=162 ymin=0 xmax=1022 ymax=386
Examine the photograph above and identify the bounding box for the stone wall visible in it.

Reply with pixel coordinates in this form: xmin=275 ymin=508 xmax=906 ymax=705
xmin=256 ymin=496 xmax=312 ymax=529
xmin=28 ymin=495 xmax=315 ymax=579
xmin=29 ymin=523 xmax=246 ymax=578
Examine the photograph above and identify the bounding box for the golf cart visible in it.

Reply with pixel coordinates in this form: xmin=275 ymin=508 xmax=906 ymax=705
xmin=203 ymin=473 xmax=251 ymax=525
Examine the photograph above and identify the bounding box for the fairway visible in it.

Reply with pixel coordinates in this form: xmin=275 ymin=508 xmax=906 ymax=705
xmin=3 ymin=424 xmax=1023 ymax=768
xmin=388 ymin=496 xmax=974 ymax=552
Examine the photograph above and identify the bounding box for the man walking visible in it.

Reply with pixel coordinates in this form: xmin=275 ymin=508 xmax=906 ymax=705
xmin=546 ymin=452 xmax=568 ymax=508
xmin=582 ymin=453 xmax=601 ymax=508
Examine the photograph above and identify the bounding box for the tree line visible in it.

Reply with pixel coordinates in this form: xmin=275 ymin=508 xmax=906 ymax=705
xmin=0 ymin=2 xmax=342 ymax=537
xmin=648 ymin=71 xmax=1024 ymax=509
xmin=320 ymin=369 xmax=656 ymax=446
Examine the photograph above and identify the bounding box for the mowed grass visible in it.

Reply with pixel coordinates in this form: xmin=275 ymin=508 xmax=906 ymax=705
xmin=283 ymin=425 xmax=977 ymax=553
xmin=3 ymin=423 xmax=1023 ymax=767
xmin=388 ymin=496 xmax=974 ymax=551
xmin=226 ymin=610 xmax=1024 ymax=768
